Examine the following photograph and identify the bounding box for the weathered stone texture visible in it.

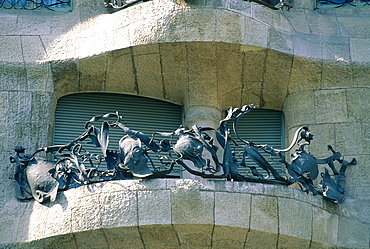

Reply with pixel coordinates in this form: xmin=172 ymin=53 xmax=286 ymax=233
xmin=245 ymin=230 xmax=278 ymax=249
xmin=105 ymin=49 xmax=137 ymax=94
xmin=1 ymin=179 xmax=369 ymax=248
xmin=51 ymin=60 xmax=80 ymax=98
xmin=139 ymin=224 xmax=179 ymax=248
xmin=0 ymin=62 xmax=28 ymax=91
xmin=337 ymin=216 xmax=370 ymax=248
xmin=212 ymin=226 xmax=248 ymax=248
xmin=321 ymin=60 xmax=353 ymax=89
xmin=314 ymin=89 xmax=348 ymax=124
xmin=350 ymin=38 xmax=370 ymax=62
xmin=104 ymin=226 xmax=144 ymax=249
xmin=79 ymin=54 xmax=107 ymax=92
xmin=159 ymin=42 xmax=187 ymax=104
xmin=214 ymin=10 xmax=244 ymax=43
xmin=1 ymin=0 xmax=370 ymax=248
xmin=185 ymin=9 xmax=217 ymax=41
xmin=173 ymin=224 xmax=214 ymax=248
xmin=347 ymin=87 xmax=370 ymax=122
xmin=278 ymin=198 xmax=312 ymax=248
xmin=74 ymin=229 xmax=108 ymax=249
xmin=100 ymin=190 xmax=138 ymax=228
xmin=242 ymin=46 xmax=267 ymax=83
xmin=215 ymin=192 xmax=250 ymax=228
xmin=138 ymin=190 xmax=171 ymax=225
xmin=0 ymin=36 xmax=23 ymax=62
xmin=289 ymin=56 xmax=322 ymax=93
xmin=72 ymin=194 xmax=102 ymax=232
xmin=171 ymin=189 xmax=214 ymax=224
xmin=250 ymin=195 xmax=278 ymax=234
xmin=216 ymin=43 xmax=243 ymax=110
xmin=283 ymin=91 xmax=315 ymax=127
xmin=262 ymin=49 xmax=292 ymax=109
xmin=134 ymin=46 xmax=164 ymax=99
xmin=245 ymin=195 xmax=279 ymax=248
xmin=244 ymin=18 xmax=269 ymax=48
xmin=312 ymin=208 xmax=339 ymax=247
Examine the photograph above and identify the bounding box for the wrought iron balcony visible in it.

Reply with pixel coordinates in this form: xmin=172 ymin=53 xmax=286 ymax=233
xmin=315 ymin=0 xmax=370 ymax=10
xmin=104 ymin=0 xmax=292 ymax=11
xmin=0 ymin=0 xmax=72 ymax=11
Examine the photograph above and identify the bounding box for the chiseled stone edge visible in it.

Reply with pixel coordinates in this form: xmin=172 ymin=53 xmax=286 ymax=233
xmin=1 ymin=178 xmax=367 ymax=248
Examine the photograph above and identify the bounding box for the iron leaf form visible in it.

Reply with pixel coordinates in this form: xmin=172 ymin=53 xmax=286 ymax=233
xmin=11 ymin=107 xmax=356 ymax=203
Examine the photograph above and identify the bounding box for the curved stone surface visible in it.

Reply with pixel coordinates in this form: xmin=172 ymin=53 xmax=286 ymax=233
xmin=1 ymin=0 xmax=370 ymax=63
xmin=1 ymin=178 xmax=368 ymax=248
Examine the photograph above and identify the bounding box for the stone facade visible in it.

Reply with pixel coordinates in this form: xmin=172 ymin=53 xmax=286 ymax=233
xmin=4 ymin=179 xmax=367 ymax=248
xmin=0 ymin=0 xmax=369 ymax=248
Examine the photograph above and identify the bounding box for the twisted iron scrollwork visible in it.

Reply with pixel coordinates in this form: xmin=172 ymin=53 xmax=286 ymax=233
xmin=104 ymin=0 xmax=293 ymax=11
xmin=11 ymin=105 xmax=356 ymax=203
xmin=0 ymin=0 xmax=71 ymax=11
xmin=314 ymin=0 xmax=370 ymax=10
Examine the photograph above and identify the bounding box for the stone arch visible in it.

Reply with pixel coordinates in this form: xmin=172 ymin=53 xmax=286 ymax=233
xmin=50 ymin=42 xmax=294 ymax=128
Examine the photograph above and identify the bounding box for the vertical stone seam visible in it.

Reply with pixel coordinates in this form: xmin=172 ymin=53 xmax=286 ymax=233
xmin=260 ymin=47 xmax=268 ymax=108
xmin=276 ymin=196 xmax=280 ymax=249
xmin=99 ymin=194 xmax=110 ymax=248
xmin=158 ymin=44 xmax=167 ymax=100
xmin=39 ymin=35 xmax=48 ymax=60
xmin=215 ymin=43 xmax=220 ymax=109
xmin=71 ymin=232 xmax=79 ymax=248
xmin=303 ymin=10 xmax=311 ymax=34
xmin=135 ymin=190 xmax=147 ymax=248
xmin=19 ymin=36 xmax=25 ymax=64
xmin=286 ymin=53 xmax=294 ymax=101
xmin=184 ymin=42 xmax=190 ymax=116
xmin=344 ymin=88 xmax=349 ymax=122
xmin=210 ymin=191 xmax=215 ymax=248
xmin=241 ymin=51 xmax=245 ymax=107
xmin=313 ymin=89 xmax=318 ymax=125
xmin=77 ymin=60 xmax=82 ymax=91
xmin=243 ymin=194 xmax=252 ymax=248
xmin=136 ymin=190 xmax=147 ymax=248
xmin=69 ymin=206 xmax=74 ymax=241
xmin=319 ymin=58 xmax=324 ymax=90
xmin=101 ymin=227 xmax=110 ymax=248
xmin=308 ymin=203 xmax=314 ymax=248
xmin=350 ymin=61 xmax=355 ymax=89
xmin=102 ymin=53 xmax=109 ymax=92
xmin=130 ymin=47 xmax=139 ymax=94
xmin=170 ymin=189 xmax=181 ymax=246
xmin=19 ymin=36 xmax=28 ymax=92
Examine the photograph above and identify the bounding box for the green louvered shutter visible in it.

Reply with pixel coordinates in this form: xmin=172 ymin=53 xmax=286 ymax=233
xmin=227 ymin=109 xmax=285 ymax=176
xmin=53 ymin=93 xmax=183 ymax=176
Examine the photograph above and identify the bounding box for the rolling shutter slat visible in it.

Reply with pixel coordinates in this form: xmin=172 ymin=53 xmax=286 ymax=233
xmin=227 ymin=109 xmax=285 ymax=176
xmin=53 ymin=93 xmax=183 ymax=176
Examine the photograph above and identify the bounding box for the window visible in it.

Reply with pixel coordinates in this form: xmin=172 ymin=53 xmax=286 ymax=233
xmin=226 ymin=109 xmax=285 ymax=176
xmin=53 ymin=93 xmax=183 ymax=176
xmin=314 ymin=0 xmax=370 ymax=10
xmin=0 ymin=0 xmax=72 ymax=11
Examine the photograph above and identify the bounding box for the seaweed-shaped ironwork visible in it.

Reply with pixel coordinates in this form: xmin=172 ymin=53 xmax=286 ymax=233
xmin=10 ymin=105 xmax=356 ymax=203
xmin=314 ymin=0 xmax=370 ymax=10
xmin=0 ymin=0 xmax=71 ymax=11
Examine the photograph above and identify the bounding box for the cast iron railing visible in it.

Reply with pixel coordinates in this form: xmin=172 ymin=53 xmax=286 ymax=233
xmin=0 ymin=0 xmax=72 ymax=11
xmin=315 ymin=0 xmax=370 ymax=10
xmin=11 ymin=105 xmax=357 ymax=204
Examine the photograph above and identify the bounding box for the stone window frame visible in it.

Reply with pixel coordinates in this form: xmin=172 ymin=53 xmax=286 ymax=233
xmin=0 ymin=0 xmax=73 ymax=12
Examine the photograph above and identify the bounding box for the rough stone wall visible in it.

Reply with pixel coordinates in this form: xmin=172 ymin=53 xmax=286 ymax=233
xmin=3 ymin=179 xmax=366 ymax=248
xmin=0 ymin=0 xmax=370 ymax=247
